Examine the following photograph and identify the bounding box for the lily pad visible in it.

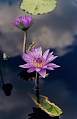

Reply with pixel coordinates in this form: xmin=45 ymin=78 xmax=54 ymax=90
xmin=32 ymin=95 xmax=63 ymax=117
xmin=20 ymin=0 xmax=57 ymax=15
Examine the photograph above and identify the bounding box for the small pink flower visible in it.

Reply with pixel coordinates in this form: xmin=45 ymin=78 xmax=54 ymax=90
xmin=19 ymin=47 xmax=60 ymax=78
xmin=15 ymin=15 xmax=32 ymax=31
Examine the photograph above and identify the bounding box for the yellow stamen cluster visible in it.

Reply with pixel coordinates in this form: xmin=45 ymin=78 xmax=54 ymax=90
xmin=33 ymin=59 xmax=44 ymax=68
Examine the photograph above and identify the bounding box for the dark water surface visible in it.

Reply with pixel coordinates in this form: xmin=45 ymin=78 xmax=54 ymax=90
xmin=0 ymin=0 xmax=77 ymax=119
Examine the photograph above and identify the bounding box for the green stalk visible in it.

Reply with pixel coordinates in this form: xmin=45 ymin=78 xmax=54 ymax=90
xmin=35 ymin=72 xmax=40 ymax=103
xmin=23 ymin=30 xmax=28 ymax=53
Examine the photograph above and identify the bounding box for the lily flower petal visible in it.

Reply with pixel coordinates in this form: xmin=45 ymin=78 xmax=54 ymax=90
xmin=22 ymin=53 xmax=33 ymax=62
xmin=19 ymin=47 xmax=60 ymax=78
xmin=47 ymin=67 xmax=54 ymax=70
xmin=35 ymin=68 xmax=41 ymax=72
xmin=46 ymin=55 xmax=58 ymax=63
xmin=39 ymin=69 xmax=46 ymax=78
xmin=34 ymin=47 xmax=42 ymax=57
xmin=47 ymin=63 xmax=60 ymax=68
xmin=43 ymin=49 xmax=50 ymax=60
xmin=19 ymin=63 xmax=32 ymax=68
xmin=27 ymin=67 xmax=36 ymax=73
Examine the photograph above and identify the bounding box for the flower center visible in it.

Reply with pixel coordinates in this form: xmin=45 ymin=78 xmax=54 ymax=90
xmin=33 ymin=58 xmax=45 ymax=68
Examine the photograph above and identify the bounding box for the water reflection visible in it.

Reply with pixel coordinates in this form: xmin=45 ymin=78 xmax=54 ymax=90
xmin=2 ymin=83 xmax=13 ymax=96
xmin=28 ymin=107 xmax=59 ymax=119
xmin=0 ymin=0 xmax=77 ymax=119
xmin=0 ymin=37 xmax=77 ymax=119
xmin=0 ymin=50 xmax=13 ymax=96
xmin=19 ymin=70 xmax=36 ymax=81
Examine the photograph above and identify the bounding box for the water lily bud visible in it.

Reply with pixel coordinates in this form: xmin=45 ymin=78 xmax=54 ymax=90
xmin=15 ymin=15 xmax=32 ymax=31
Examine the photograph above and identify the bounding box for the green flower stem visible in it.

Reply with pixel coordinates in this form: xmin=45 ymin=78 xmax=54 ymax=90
xmin=23 ymin=30 xmax=28 ymax=53
xmin=35 ymin=72 xmax=40 ymax=103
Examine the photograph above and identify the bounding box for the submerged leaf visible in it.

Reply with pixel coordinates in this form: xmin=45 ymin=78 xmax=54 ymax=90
xmin=20 ymin=0 xmax=57 ymax=15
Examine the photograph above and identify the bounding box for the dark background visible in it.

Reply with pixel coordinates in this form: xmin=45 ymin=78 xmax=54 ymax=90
xmin=0 ymin=0 xmax=77 ymax=119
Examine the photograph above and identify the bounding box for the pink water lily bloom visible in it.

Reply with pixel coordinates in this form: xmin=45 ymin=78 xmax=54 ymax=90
xmin=15 ymin=15 xmax=32 ymax=31
xmin=19 ymin=47 xmax=60 ymax=78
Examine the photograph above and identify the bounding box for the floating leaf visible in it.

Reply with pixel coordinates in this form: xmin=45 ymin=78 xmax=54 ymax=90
xmin=32 ymin=95 xmax=63 ymax=117
xmin=20 ymin=0 xmax=57 ymax=15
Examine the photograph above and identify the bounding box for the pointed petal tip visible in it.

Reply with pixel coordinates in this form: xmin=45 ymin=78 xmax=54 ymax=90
xmin=19 ymin=65 xmax=24 ymax=68
xmin=27 ymin=67 xmax=35 ymax=73
xmin=43 ymin=49 xmax=50 ymax=60
xmin=38 ymin=69 xmax=46 ymax=78
xmin=19 ymin=64 xmax=27 ymax=68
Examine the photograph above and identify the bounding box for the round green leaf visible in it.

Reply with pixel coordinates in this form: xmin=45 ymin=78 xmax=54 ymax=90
xmin=20 ymin=0 xmax=57 ymax=15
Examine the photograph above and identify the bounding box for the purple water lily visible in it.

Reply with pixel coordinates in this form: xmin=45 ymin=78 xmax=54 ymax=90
xmin=19 ymin=47 xmax=60 ymax=78
xmin=15 ymin=15 xmax=32 ymax=31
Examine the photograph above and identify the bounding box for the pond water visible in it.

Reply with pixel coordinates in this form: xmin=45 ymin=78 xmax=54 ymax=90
xmin=0 ymin=0 xmax=77 ymax=119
